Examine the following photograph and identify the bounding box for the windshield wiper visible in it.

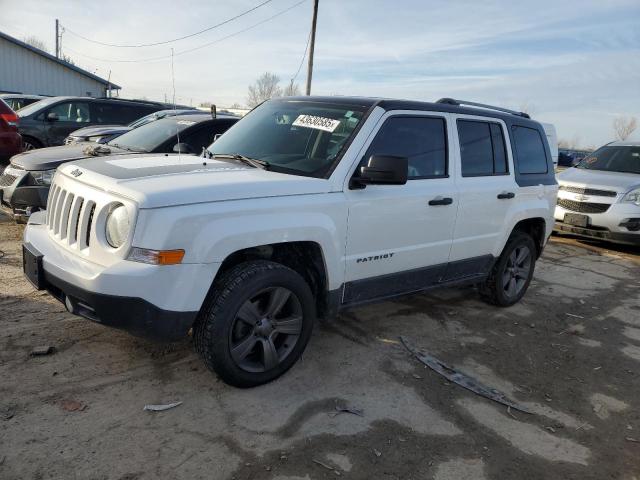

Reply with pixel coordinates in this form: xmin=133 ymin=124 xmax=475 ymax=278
xmin=109 ymin=143 xmax=147 ymax=153
xmin=211 ymin=153 xmax=269 ymax=170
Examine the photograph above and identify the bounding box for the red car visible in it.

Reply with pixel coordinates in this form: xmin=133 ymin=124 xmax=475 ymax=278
xmin=0 ymin=99 xmax=22 ymax=164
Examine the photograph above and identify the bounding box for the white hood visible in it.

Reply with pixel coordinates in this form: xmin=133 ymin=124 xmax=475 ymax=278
xmin=557 ymin=167 xmax=640 ymax=194
xmin=57 ymin=154 xmax=333 ymax=208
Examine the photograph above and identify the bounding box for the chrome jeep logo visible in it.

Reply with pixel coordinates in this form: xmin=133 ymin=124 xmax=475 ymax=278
xmin=70 ymin=169 xmax=83 ymax=177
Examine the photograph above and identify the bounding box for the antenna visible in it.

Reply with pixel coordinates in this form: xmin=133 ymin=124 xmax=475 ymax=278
xmin=171 ymin=48 xmax=181 ymax=163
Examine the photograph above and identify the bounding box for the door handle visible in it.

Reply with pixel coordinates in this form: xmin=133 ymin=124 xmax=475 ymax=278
xmin=428 ymin=197 xmax=453 ymax=206
xmin=497 ymin=192 xmax=515 ymax=199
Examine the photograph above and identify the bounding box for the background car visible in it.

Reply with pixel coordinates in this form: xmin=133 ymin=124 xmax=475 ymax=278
xmin=64 ymin=108 xmax=202 ymax=145
xmin=0 ymin=93 xmax=48 ymax=112
xmin=558 ymin=148 xmax=591 ymax=169
xmin=555 ymin=141 xmax=640 ymax=245
xmin=14 ymin=96 xmax=190 ymax=151
xmin=0 ymin=113 xmax=238 ymax=221
xmin=0 ymin=98 xmax=22 ymax=164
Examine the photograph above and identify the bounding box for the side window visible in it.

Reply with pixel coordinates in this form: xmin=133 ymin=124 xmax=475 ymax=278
xmin=91 ymin=103 xmax=120 ymax=123
xmin=49 ymin=102 xmax=91 ymax=123
xmin=364 ymin=116 xmax=447 ymax=179
xmin=512 ymin=126 xmax=548 ymax=174
xmin=458 ymin=120 xmax=508 ymax=176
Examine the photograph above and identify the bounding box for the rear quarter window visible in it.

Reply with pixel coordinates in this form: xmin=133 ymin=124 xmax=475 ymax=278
xmin=512 ymin=126 xmax=548 ymax=174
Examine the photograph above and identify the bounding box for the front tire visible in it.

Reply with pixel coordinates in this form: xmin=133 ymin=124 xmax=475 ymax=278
xmin=194 ymin=260 xmax=315 ymax=388
xmin=480 ymin=231 xmax=537 ymax=307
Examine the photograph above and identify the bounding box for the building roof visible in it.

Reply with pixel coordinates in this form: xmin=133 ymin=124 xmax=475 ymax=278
xmin=0 ymin=30 xmax=120 ymax=90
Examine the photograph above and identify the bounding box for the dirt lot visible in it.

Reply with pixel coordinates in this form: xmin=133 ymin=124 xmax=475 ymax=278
xmin=1 ymin=215 xmax=639 ymax=480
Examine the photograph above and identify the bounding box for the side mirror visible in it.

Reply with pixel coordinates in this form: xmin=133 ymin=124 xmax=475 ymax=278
xmin=356 ymin=155 xmax=408 ymax=186
xmin=212 ymin=133 xmax=223 ymax=143
xmin=46 ymin=112 xmax=59 ymax=122
xmin=173 ymin=143 xmax=193 ymax=154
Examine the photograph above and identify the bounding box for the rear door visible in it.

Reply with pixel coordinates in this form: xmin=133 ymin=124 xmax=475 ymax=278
xmin=343 ymin=111 xmax=459 ymax=304
xmin=449 ymin=115 xmax=519 ymax=265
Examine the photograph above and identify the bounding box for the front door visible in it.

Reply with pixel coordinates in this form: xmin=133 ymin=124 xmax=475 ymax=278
xmin=343 ymin=112 xmax=458 ymax=304
xmin=45 ymin=101 xmax=92 ymax=146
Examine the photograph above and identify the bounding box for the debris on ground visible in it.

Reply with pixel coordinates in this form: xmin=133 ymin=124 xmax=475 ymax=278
xmin=328 ymin=400 xmax=364 ymax=418
xmin=312 ymin=458 xmax=341 ymax=475
xmin=60 ymin=399 xmax=86 ymax=412
xmin=373 ymin=448 xmax=382 ymax=457
xmin=626 ymin=437 xmax=639 ymax=443
xmin=30 ymin=346 xmax=55 ymax=356
xmin=2 ymin=407 xmax=15 ymax=421
xmin=143 ymin=401 xmax=182 ymax=412
xmin=400 ymin=336 xmax=531 ymax=414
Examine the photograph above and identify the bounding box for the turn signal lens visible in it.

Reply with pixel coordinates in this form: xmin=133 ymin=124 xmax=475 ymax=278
xmin=128 ymin=247 xmax=184 ymax=265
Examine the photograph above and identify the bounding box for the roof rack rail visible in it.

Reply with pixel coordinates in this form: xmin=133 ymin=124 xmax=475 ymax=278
xmin=436 ymin=98 xmax=530 ymax=119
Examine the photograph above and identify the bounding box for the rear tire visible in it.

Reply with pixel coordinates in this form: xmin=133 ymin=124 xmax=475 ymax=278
xmin=480 ymin=231 xmax=536 ymax=307
xmin=194 ymin=260 xmax=315 ymax=388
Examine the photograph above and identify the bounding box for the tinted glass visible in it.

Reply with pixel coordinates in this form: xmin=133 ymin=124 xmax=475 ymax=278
xmin=107 ymin=117 xmax=197 ymax=152
xmin=364 ymin=116 xmax=447 ymax=178
xmin=92 ymin=103 xmax=121 ymax=123
xmin=208 ymin=100 xmax=367 ymax=177
xmin=180 ymin=125 xmax=215 ymax=152
xmin=512 ymin=126 xmax=548 ymax=174
xmin=490 ymin=123 xmax=508 ymax=174
xmin=49 ymin=101 xmax=91 ymax=123
xmin=459 ymin=120 xmax=494 ymax=176
xmin=577 ymin=146 xmax=640 ymax=174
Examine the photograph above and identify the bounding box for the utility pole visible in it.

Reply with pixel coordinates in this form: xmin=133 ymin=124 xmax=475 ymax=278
xmin=305 ymin=0 xmax=319 ymax=96
xmin=55 ymin=19 xmax=59 ymax=58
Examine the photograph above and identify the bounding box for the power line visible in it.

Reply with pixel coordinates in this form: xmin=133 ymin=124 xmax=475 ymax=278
xmin=63 ymin=0 xmax=308 ymax=64
xmin=62 ymin=0 xmax=273 ymax=48
xmin=291 ymin=29 xmax=311 ymax=84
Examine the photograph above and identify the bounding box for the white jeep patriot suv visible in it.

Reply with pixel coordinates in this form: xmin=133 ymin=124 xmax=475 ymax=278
xmin=22 ymin=97 xmax=558 ymax=387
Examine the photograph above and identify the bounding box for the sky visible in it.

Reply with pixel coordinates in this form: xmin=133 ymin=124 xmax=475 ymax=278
xmin=0 ymin=0 xmax=639 ymax=147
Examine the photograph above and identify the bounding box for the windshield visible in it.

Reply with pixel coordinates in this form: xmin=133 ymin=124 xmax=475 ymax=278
xmin=207 ymin=100 xmax=368 ymax=177
xmin=576 ymin=145 xmax=640 ymax=174
xmin=15 ymin=97 xmax=60 ymax=117
xmin=107 ymin=117 xmax=196 ymax=152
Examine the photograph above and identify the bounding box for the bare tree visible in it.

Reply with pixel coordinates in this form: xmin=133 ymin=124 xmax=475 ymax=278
xmin=230 ymin=102 xmax=243 ymax=109
xmin=247 ymin=72 xmax=282 ymax=108
xmin=61 ymin=53 xmax=75 ymax=65
xmin=22 ymin=35 xmax=48 ymax=52
xmin=199 ymin=102 xmax=212 ymax=108
xmin=283 ymin=80 xmax=301 ymax=97
xmin=558 ymin=135 xmax=582 ymax=150
xmin=612 ymin=116 xmax=637 ymax=141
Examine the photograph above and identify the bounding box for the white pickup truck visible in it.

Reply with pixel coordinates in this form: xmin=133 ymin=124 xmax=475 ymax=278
xmin=23 ymin=96 xmax=558 ymax=387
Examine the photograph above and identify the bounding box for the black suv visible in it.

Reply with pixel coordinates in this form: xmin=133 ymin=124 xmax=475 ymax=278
xmin=15 ymin=97 xmax=189 ymax=150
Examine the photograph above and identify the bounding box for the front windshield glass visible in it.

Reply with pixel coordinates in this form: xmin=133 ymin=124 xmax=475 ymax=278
xmin=576 ymin=146 xmax=640 ymax=174
xmin=15 ymin=97 xmax=59 ymax=117
xmin=107 ymin=117 xmax=196 ymax=152
xmin=128 ymin=112 xmax=160 ymax=128
xmin=207 ymin=100 xmax=368 ymax=177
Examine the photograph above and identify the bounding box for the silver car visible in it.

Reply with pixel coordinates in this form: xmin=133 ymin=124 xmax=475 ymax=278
xmin=554 ymin=141 xmax=640 ymax=246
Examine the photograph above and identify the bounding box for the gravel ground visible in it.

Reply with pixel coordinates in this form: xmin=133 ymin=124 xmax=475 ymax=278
xmin=1 ymin=214 xmax=639 ymax=480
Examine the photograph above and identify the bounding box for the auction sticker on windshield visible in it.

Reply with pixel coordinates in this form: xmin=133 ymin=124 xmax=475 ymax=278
xmin=293 ymin=115 xmax=341 ymax=132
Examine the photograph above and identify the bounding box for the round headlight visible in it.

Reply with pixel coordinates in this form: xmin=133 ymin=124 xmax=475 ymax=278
xmin=105 ymin=204 xmax=130 ymax=248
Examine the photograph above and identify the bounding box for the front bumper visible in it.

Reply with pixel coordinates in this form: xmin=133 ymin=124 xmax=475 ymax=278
xmin=24 ymin=214 xmax=219 ymax=341
xmin=0 ymin=167 xmax=48 ymax=222
xmin=554 ymin=203 xmax=640 ymax=246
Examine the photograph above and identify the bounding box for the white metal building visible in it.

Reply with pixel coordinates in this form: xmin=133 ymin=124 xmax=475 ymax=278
xmin=0 ymin=31 xmax=120 ymax=97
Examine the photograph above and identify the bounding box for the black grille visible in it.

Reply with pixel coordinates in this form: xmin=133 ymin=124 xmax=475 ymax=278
xmin=559 ymin=185 xmax=617 ymax=197
xmin=0 ymin=174 xmax=17 ymax=187
xmin=557 ymin=198 xmax=611 ymax=214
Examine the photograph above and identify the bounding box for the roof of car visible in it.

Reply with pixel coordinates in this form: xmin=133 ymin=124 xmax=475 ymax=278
xmin=0 ymin=93 xmax=47 ymax=100
xmin=277 ymin=96 xmax=541 ymax=127
xmin=169 ymin=113 xmax=238 ymax=122
xmin=608 ymin=140 xmax=640 ymax=147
